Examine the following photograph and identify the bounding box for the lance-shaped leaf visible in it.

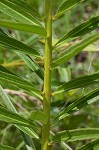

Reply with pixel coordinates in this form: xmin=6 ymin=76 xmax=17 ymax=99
xmin=0 ymin=70 xmax=42 ymax=99
xmin=56 ymin=16 xmax=99 ymax=46
xmin=77 ymin=139 xmax=99 ymax=150
xmin=0 ymin=85 xmax=16 ymax=112
xmin=52 ymin=32 xmax=99 ymax=68
xmin=54 ymin=72 xmax=99 ymax=95
xmin=58 ymin=88 xmax=99 ymax=120
xmin=19 ymin=126 xmax=39 ymax=139
xmin=54 ymin=0 xmax=82 ymax=19
xmin=0 ymin=106 xmax=34 ymax=127
xmin=0 ymin=105 xmax=39 ymax=138
xmin=0 ymin=28 xmax=8 ymax=35
xmin=18 ymin=54 xmax=44 ymax=80
xmin=0 ymin=32 xmax=41 ymax=58
xmin=0 ymin=86 xmax=39 ymax=140
xmin=0 ymin=29 xmax=44 ymax=80
xmin=0 ymin=65 xmax=15 ymax=75
xmin=0 ymin=0 xmax=42 ymax=26
xmin=7 ymin=0 xmax=42 ymax=20
xmin=51 ymin=128 xmax=99 ymax=144
xmin=0 ymin=85 xmax=39 ymax=141
xmin=0 ymin=20 xmax=46 ymax=36
xmin=0 ymin=144 xmax=15 ymax=150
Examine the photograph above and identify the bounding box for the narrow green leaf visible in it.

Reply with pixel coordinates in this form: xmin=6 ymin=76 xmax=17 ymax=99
xmin=0 ymin=0 xmax=41 ymax=26
xmin=0 ymin=29 xmax=44 ymax=79
xmin=51 ymin=128 xmax=99 ymax=143
xmin=18 ymin=54 xmax=44 ymax=80
xmin=21 ymin=133 xmax=37 ymax=150
xmin=0 ymin=85 xmax=16 ymax=112
xmin=56 ymin=16 xmax=99 ymax=46
xmin=0 ymin=28 xmax=8 ymax=35
xmin=0 ymin=65 xmax=15 ymax=75
xmin=0 ymin=144 xmax=15 ymax=150
xmin=0 ymin=32 xmax=41 ymax=58
xmin=52 ymin=33 xmax=99 ymax=68
xmin=0 ymin=70 xmax=42 ymax=97
xmin=59 ymin=88 xmax=99 ymax=120
xmin=0 ymin=85 xmax=39 ymax=139
xmin=77 ymin=139 xmax=99 ymax=150
xmin=0 ymin=87 xmax=39 ymax=138
xmin=54 ymin=72 xmax=99 ymax=95
xmin=19 ymin=126 xmax=39 ymax=139
xmin=0 ymin=20 xmax=46 ymax=36
xmin=0 ymin=106 xmax=34 ymax=127
xmin=29 ymin=110 xmax=48 ymax=124
xmin=54 ymin=0 xmax=82 ymax=19
xmin=7 ymin=0 xmax=42 ymax=20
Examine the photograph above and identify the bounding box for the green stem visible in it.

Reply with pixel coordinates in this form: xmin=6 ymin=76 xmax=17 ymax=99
xmin=41 ymin=0 xmax=52 ymax=150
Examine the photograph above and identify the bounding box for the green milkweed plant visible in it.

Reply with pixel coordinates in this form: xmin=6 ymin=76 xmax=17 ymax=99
xmin=0 ymin=0 xmax=99 ymax=150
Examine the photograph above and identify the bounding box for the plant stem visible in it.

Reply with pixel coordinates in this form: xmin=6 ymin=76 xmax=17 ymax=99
xmin=41 ymin=0 xmax=52 ymax=150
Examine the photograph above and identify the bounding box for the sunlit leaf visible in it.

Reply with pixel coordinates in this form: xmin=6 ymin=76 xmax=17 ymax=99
xmin=51 ymin=128 xmax=99 ymax=143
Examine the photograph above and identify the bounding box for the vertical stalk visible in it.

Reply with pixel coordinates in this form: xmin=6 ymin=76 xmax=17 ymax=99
xmin=41 ymin=0 xmax=52 ymax=150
